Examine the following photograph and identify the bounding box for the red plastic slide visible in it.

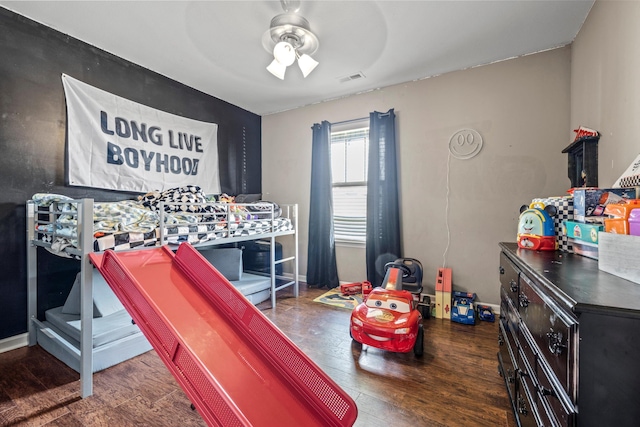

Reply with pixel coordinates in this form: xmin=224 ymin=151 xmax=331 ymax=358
xmin=89 ymin=244 xmax=357 ymax=427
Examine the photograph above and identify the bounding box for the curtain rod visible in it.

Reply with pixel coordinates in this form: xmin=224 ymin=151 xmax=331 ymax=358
xmin=331 ymin=116 xmax=368 ymax=126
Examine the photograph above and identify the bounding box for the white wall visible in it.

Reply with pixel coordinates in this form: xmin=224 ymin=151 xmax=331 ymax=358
xmin=571 ymin=0 xmax=640 ymax=186
xmin=263 ymin=47 xmax=572 ymax=305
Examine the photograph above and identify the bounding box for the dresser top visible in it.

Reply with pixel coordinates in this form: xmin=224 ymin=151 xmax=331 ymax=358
xmin=500 ymin=242 xmax=640 ymax=317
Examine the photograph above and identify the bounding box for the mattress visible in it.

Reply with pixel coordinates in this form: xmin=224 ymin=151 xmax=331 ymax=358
xmin=36 ymin=324 xmax=152 ymax=373
xmin=44 ymin=306 xmax=142 ymax=348
xmin=31 ymin=187 xmax=293 ymax=255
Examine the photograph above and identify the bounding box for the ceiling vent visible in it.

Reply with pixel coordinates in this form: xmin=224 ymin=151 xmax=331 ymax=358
xmin=338 ymin=72 xmax=366 ymax=83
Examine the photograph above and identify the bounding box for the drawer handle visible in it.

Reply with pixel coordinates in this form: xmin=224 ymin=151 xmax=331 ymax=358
xmin=509 ymin=279 xmax=518 ymax=293
xmin=539 ymin=385 xmax=556 ymax=398
xmin=546 ymin=329 xmax=567 ymax=355
xmin=498 ymin=333 xmax=504 ymax=346
xmin=517 ymin=397 xmax=529 ymax=415
xmin=518 ymin=293 xmax=529 ymax=308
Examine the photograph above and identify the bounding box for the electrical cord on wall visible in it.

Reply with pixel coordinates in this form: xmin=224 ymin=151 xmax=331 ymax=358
xmin=444 ymin=129 xmax=483 ymax=268
xmin=442 ymin=150 xmax=451 ymax=269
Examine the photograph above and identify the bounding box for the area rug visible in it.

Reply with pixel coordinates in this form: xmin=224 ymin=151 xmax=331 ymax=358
xmin=313 ymin=288 xmax=362 ymax=310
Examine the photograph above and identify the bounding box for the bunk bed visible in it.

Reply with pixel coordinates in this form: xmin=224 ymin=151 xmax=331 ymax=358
xmin=26 ymin=188 xmax=299 ymax=398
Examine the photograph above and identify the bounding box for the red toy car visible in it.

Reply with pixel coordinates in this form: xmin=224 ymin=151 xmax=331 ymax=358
xmin=350 ymin=286 xmax=424 ymax=357
xmin=340 ymin=282 xmax=362 ymax=296
xmin=340 ymin=281 xmax=372 ymax=296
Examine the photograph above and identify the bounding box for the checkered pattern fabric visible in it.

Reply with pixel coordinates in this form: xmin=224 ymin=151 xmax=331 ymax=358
xmin=619 ymin=175 xmax=640 ymax=187
xmin=532 ymin=196 xmax=574 ymax=252
xmin=94 ymin=229 xmax=160 ymax=252
xmin=32 ymin=191 xmax=293 ymax=255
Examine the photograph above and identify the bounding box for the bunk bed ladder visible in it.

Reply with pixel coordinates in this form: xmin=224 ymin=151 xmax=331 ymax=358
xmin=270 ymin=204 xmax=299 ymax=306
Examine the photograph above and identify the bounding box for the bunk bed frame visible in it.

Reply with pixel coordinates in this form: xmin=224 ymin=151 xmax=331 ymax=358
xmin=26 ymin=197 xmax=299 ymax=398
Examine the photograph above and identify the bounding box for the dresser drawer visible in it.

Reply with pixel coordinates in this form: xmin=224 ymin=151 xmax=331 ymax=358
xmin=518 ymin=273 xmax=577 ymax=399
xmin=516 ymin=369 xmax=546 ymax=427
xmin=536 ymin=357 xmax=576 ymax=427
xmin=499 ymin=252 xmax=520 ymax=306
xmin=500 ymin=286 xmax=520 ymax=346
xmin=498 ymin=320 xmax=518 ymax=402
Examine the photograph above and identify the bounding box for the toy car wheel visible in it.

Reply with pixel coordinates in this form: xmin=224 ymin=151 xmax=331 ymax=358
xmin=421 ymin=295 xmax=431 ymax=319
xmin=413 ymin=324 xmax=424 ymax=358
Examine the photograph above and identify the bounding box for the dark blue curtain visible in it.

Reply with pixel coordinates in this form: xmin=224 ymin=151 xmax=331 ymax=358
xmin=307 ymin=121 xmax=339 ymax=288
xmin=366 ymin=109 xmax=402 ymax=287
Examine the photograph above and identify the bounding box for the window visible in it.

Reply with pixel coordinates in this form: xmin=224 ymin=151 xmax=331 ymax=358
xmin=331 ymin=122 xmax=369 ymax=244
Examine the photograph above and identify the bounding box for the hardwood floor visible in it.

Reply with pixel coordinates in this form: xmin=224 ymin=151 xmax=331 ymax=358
xmin=0 ymin=284 xmax=516 ymax=426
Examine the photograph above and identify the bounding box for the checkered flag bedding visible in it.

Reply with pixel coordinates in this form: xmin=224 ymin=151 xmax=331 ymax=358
xmin=532 ymin=196 xmax=574 ymax=252
xmin=31 ymin=187 xmax=292 ymax=255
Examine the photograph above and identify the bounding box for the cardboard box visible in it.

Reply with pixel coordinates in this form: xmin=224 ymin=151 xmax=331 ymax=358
xmin=598 ymin=232 xmax=640 ymax=284
xmin=573 ymin=187 xmax=638 ymax=222
xmin=563 ymin=220 xmax=603 ymax=244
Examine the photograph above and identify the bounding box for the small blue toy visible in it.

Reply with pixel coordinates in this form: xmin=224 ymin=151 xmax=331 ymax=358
xmin=477 ymin=304 xmax=495 ymax=322
xmin=451 ymin=291 xmax=477 ymax=325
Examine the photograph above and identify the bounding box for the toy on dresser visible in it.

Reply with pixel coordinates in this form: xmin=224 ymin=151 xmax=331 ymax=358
xmin=517 ymin=202 xmax=558 ymax=251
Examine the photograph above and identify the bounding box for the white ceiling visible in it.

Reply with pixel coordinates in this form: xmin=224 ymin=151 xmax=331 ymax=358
xmin=1 ymin=0 xmax=594 ymax=116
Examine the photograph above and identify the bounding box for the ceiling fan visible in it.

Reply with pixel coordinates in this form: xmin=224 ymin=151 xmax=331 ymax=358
xmin=262 ymin=0 xmax=319 ymax=79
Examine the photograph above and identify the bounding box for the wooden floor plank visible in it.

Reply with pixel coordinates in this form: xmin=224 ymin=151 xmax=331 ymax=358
xmin=0 ymin=283 xmax=515 ymax=426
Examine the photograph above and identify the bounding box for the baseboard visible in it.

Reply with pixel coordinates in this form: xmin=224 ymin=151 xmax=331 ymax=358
xmin=0 ymin=333 xmax=28 ymax=354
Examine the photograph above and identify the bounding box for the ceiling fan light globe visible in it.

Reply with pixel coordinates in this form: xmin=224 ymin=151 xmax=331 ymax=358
xmin=298 ymin=54 xmax=318 ymax=78
xmin=273 ymin=42 xmax=296 ymax=66
xmin=267 ymin=59 xmax=287 ymax=80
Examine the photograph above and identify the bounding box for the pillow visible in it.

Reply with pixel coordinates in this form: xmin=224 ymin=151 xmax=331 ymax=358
xmin=199 ymin=248 xmax=243 ymax=281
xmin=234 ymin=193 xmax=262 ymax=203
xmin=62 ymin=269 xmax=125 ymax=317
xmin=247 ymin=201 xmax=282 ymax=218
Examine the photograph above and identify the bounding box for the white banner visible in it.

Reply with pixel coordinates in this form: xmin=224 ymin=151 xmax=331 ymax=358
xmin=62 ymin=74 xmax=220 ymax=194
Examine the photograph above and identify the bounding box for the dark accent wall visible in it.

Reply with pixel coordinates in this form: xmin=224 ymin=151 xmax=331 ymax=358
xmin=0 ymin=8 xmax=262 ymax=340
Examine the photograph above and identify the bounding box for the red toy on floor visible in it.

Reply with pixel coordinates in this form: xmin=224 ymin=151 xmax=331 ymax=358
xmin=349 ymin=264 xmax=424 ymax=357
xmin=340 ymin=281 xmax=372 ymax=296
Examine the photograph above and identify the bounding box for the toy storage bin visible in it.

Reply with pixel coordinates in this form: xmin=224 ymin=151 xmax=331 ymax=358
xmin=569 ymin=238 xmax=598 ymax=259
xmin=604 ymin=218 xmax=629 ymax=234
xmin=563 ymin=220 xmax=603 ymax=243
xmin=629 ymin=209 xmax=640 ymax=236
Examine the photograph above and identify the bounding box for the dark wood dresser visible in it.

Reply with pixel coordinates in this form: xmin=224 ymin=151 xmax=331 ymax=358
xmin=498 ymin=242 xmax=640 ymax=427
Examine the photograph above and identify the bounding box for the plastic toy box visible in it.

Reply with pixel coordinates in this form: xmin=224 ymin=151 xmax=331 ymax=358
xmin=451 ymin=291 xmax=476 ymax=325
xmin=573 ymin=187 xmax=637 ymax=222
xmin=563 ymin=220 xmax=603 ymax=244
xmin=569 ymin=238 xmax=599 ymax=259
xmin=604 ymin=200 xmax=640 ymax=234
xmin=630 ymin=209 xmax=640 ymax=236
